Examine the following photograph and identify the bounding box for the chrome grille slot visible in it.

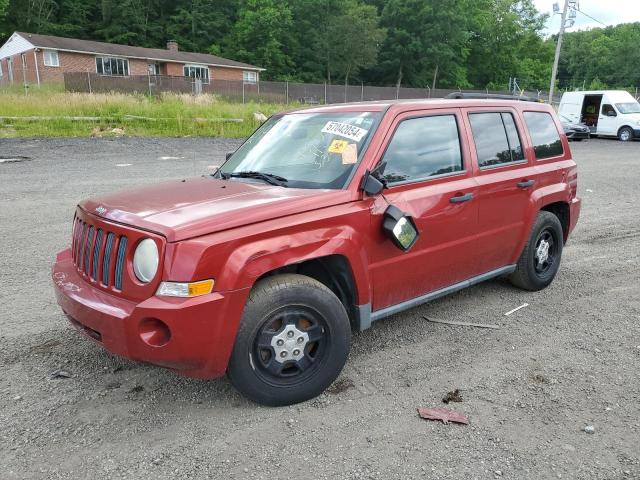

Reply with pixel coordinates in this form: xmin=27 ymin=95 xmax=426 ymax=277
xmin=77 ymin=223 xmax=88 ymax=269
xmin=114 ymin=236 xmax=128 ymax=290
xmin=91 ymin=229 xmax=104 ymax=280
xmin=83 ymin=226 xmax=94 ymax=274
xmin=102 ymin=232 xmax=115 ymax=286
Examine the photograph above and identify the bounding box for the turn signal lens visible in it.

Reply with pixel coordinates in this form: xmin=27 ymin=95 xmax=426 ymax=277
xmin=156 ymin=279 xmax=214 ymax=298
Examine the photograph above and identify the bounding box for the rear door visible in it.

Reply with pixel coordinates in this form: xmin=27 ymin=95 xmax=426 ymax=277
xmin=366 ymin=108 xmax=481 ymax=311
xmin=463 ymin=108 xmax=538 ymax=273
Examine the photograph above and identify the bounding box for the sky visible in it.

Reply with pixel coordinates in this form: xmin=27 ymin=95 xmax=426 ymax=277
xmin=533 ymin=0 xmax=640 ymax=33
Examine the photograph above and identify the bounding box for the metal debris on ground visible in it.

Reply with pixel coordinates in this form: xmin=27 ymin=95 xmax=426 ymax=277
xmin=417 ymin=407 xmax=469 ymax=425
xmin=423 ymin=316 xmax=500 ymax=329
xmin=49 ymin=369 xmax=72 ymax=379
xmin=504 ymin=303 xmax=529 ymax=316
xmin=0 ymin=156 xmax=31 ymax=164
xmin=442 ymin=389 xmax=463 ymax=404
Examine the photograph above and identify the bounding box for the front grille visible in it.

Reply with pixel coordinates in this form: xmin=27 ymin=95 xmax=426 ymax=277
xmin=71 ymin=216 xmax=128 ymax=290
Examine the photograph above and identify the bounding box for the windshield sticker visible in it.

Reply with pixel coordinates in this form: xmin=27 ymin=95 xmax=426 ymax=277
xmin=321 ymin=121 xmax=368 ymax=142
xmin=328 ymin=139 xmax=349 ymax=154
xmin=341 ymin=143 xmax=358 ymax=165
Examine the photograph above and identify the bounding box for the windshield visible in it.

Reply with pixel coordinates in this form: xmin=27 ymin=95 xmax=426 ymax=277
xmin=218 ymin=111 xmax=381 ymax=189
xmin=615 ymin=102 xmax=640 ymax=114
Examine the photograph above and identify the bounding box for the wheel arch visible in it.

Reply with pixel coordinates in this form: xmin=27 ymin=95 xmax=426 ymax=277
xmin=617 ymin=125 xmax=634 ymax=139
xmin=254 ymin=254 xmax=361 ymax=330
xmin=541 ymin=201 xmax=570 ymax=242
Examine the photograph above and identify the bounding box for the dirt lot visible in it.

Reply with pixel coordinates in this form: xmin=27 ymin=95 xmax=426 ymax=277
xmin=1 ymin=137 xmax=639 ymax=480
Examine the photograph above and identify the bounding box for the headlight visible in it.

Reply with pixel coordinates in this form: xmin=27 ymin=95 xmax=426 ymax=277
xmin=133 ymin=238 xmax=159 ymax=283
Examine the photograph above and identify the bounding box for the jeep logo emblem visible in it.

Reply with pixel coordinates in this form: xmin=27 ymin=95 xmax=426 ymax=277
xmin=95 ymin=206 xmax=107 ymax=215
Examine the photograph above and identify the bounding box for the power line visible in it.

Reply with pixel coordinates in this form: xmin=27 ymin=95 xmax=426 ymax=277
xmin=574 ymin=8 xmax=607 ymax=27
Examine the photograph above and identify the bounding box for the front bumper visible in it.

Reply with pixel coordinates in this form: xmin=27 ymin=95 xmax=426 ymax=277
xmin=566 ymin=130 xmax=590 ymax=140
xmin=52 ymin=248 xmax=249 ymax=379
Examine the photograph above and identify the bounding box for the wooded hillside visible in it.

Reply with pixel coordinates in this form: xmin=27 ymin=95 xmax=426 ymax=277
xmin=1 ymin=0 xmax=637 ymax=91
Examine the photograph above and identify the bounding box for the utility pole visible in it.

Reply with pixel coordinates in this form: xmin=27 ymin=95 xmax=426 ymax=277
xmin=549 ymin=1 xmax=577 ymax=104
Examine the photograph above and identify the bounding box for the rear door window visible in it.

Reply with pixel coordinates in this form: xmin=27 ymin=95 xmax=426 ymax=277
xmin=469 ymin=112 xmax=525 ymax=168
xmin=523 ymin=111 xmax=564 ymax=159
xmin=379 ymin=114 xmax=463 ymax=184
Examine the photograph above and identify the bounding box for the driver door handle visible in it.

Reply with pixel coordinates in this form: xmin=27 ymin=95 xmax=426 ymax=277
xmin=517 ymin=179 xmax=535 ymax=189
xmin=449 ymin=192 xmax=474 ymax=203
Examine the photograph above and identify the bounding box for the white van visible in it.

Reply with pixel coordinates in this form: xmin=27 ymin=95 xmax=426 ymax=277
xmin=558 ymin=90 xmax=640 ymax=141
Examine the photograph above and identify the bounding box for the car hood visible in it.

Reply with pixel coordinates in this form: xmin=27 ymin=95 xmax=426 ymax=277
xmin=80 ymin=177 xmax=353 ymax=242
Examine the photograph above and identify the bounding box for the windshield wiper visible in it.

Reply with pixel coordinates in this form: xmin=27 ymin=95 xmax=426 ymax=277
xmin=221 ymin=170 xmax=288 ymax=187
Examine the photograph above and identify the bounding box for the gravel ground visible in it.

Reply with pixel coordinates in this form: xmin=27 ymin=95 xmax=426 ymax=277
xmin=0 ymin=137 xmax=639 ymax=480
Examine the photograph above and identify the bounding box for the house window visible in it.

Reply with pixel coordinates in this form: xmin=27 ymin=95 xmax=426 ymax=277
xmin=183 ymin=65 xmax=209 ymax=83
xmin=0 ymin=62 xmax=3 ymax=77
xmin=243 ymin=70 xmax=257 ymax=84
xmin=43 ymin=50 xmax=59 ymax=67
xmin=96 ymin=56 xmax=129 ymax=76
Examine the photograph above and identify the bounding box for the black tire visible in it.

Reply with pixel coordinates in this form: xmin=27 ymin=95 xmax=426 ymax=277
xmin=618 ymin=126 xmax=634 ymax=142
xmin=509 ymin=211 xmax=564 ymax=291
xmin=227 ymin=274 xmax=351 ymax=406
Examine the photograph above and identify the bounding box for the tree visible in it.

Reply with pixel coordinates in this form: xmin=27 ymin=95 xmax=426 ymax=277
xmin=287 ymin=0 xmax=349 ymax=83
xmin=466 ymin=0 xmax=551 ymax=91
xmin=326 ymin=1 xmax=385 ymax=85
xmin=167 ymin=0 xmax=238 ymax=53
xmin=224 ymin=0 xmax=294 ymax=79
xmin=368 ymin=0 xmax=472 ymax=89
xmin=0 ymin=0 xmax=9 ymax=38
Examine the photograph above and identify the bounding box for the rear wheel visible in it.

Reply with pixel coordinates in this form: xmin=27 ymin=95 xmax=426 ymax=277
xmin=509 ymin=211 xmax=564 ymax=291
xmin=228 ymin=274 xmax=351 ymax=406
xmin=618 ymin=126 xmax=634 ymax=142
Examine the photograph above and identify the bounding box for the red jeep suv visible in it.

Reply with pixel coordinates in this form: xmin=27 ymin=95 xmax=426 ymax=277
xmin=52 ymin=99 xmax=580 ymax=406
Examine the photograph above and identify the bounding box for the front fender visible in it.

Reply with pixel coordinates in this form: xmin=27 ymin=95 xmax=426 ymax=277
xmin=221 ymin=225 xmax=371 ymax=305
xmin=164 ymin=203 xmax=373 ymax=305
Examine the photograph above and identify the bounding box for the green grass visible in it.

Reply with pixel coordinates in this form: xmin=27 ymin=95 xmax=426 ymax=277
xmin=0 ymin=85 xmax=291 ymax=138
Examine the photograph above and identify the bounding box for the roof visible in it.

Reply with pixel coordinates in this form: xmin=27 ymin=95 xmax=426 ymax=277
xmin=291 ymin=98 xmax=553 ymax=115
xmin=12 ymin=32 xmax=264 ymax=71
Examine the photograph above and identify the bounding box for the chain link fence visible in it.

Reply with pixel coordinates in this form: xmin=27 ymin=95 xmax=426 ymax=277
xmin=63 ymin=72 xmax=550 ymax=104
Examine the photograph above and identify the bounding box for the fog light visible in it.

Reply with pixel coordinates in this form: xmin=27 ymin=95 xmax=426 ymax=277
xmin=139 ymin=318 xmax=171 ymax=347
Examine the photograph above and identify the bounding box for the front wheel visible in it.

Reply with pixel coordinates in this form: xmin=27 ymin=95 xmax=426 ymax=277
xmin=618 ymin=126 xmax=634 ymax=142
xmin=228 ymin=274 xmax=351 ymax=406
xmin=509 ymin=211 xmax=564 ymax=291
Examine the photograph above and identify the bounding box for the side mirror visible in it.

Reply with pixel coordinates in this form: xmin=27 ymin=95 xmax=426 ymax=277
xmin=606 ymin=110 xmax=616 ymax=117
xmin=361 ymin=170 xmax=384 ymax=196
xmin=226 ymin=152 xmax=234 ymax=161
xmin=382 ymin=205 xmax=419 ymax=251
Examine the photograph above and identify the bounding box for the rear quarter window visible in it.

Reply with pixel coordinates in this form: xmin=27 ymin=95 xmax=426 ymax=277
xmin=523 ymin=111 xmax=564 ymax=159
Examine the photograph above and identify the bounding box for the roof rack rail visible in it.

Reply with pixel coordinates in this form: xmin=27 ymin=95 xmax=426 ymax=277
xmin=445 ymin=92 xmax=542 ymax=103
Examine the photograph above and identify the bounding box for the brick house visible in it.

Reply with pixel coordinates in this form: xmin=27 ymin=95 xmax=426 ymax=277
xmin=0 ymin=32 xmax=263 ymax=86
